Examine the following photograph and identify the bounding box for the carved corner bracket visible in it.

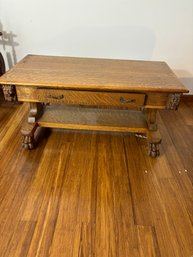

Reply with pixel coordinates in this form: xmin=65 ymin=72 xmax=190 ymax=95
xmin=167 ymin=93 xmax=181 ymax=110
xmin=2 ymin=85 xmax=17 ymax=102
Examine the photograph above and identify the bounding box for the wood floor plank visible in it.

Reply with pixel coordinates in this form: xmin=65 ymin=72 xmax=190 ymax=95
xmin=3 ymin=221 xmax=36 ymax=257
xmin=178 ymin=101 xmax=193 ymax=126
xmin=0 ymin=102 xmax=18 ymax=129
xmin=49 ymin=132 xmax=97 ymax=257
xmin=94 ymin=134 xmax=119 ymax=257
xmin=0 ymin=157 xmax=42 ymax=255
xmin=124 ymin=136 xmax=155 ymax=226
xmin=137 ymin=225 xmax=160 ymax=257
xmin=157 ymin=111 xmax=193 ymax=225
xmin=0 ymin=103 xmax=27 ymax=159
xmin=159 ymin=106 xmax=193 ymax=178
xmin=95 ymin=134 xmax=140 ymax=256
xmin=78 ymin=222 xmax=92 ymax=257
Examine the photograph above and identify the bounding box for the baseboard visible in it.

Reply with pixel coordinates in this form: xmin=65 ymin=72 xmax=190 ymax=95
xmin=181 ymin=94 xmax=193 ymax=101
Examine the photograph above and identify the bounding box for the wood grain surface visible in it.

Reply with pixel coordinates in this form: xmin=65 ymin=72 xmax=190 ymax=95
xmin=0 ymin=100 xmax=192 ymax=257
xmin=0 ymin=55 xmax=188 ymax=93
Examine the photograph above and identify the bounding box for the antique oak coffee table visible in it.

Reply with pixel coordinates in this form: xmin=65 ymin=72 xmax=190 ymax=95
xmin=0 ymin=55 xmax=188 ymax=157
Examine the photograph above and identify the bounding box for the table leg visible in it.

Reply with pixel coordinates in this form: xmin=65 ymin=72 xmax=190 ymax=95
xmin=147 ymin=130 xmax=161 ymax=157
xmin=28 ymin=102 xmax=44 ymax=123
xmin=21 ymin=122 xmax=38 ymax=149
xmin=21 ymin=103 xmax=43 ymax=149
xmin=144 ymin=109 xmax=162 ymax=157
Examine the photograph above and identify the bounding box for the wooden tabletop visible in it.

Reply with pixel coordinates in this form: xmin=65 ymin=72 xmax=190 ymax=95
xmin=0 ymin=54 xmax=188 ymax=93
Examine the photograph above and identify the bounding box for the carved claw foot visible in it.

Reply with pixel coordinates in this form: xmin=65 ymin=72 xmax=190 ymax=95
xmin=148 ymin=143 xmax=160 ymax=158
xmin=21 ymin=121 xmax=38 ymax=150
xmin=22 ymin=135 xmax=35 ymax=150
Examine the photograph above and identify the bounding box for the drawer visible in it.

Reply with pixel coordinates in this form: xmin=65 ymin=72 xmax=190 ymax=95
xmin=16 ymin=86 xmax=145 ymax=109
xmin=144 ymin=93 xmax=169 ymax=109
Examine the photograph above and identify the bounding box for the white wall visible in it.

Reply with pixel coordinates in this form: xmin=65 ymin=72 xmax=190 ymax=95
xmin=0 ymin=0 xmax=193 ymax=93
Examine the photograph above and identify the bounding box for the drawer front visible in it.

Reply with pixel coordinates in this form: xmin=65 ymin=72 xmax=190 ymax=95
xmin=144 ymin=93 xmax=169 ymax=109
xmin=16 ymin=86 xmax=145 ymax=109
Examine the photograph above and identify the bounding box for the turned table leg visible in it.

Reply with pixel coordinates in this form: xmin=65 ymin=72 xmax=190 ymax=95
xmin=28 ymin=102 xmax=43 ymax=123
xmin=21 ymin=103 xmax=43 ymax=149
xmin=144 ymin=109 xmax=162 ymax=157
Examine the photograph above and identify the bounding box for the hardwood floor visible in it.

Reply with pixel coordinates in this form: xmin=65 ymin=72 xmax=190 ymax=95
xmin=0 ymin=100 xmax=192 ymax=257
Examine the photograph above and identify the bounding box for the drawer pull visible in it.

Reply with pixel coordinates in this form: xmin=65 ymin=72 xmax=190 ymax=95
xmin=47 ymin=94 xmax=64 ymax=100
xmin=120 ymin=96 xmax=136 ymax=104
